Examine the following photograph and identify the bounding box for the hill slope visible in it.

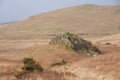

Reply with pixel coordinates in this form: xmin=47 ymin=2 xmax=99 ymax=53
xmin=95 ymin=33 xmax=120 ymax=45
xmin=0 ymin=5 xmax=120 ymax=39
xmin=52 ymin=45 xmax=120 ymax=80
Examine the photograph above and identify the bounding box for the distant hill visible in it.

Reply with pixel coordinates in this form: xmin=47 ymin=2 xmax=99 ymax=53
xmin=0 ymin=21 xmax=18 ymax=25
xmin=0 ymin=5 xmax=120 ymax=39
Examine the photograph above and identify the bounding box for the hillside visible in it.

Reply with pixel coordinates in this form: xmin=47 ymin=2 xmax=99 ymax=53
xmin=0 ymin=44 xmax=89 ymax=79
xmin=0 ymin=5 xmax=120 ymax=39
xmin=52 ymin=45 xmax=120 ymax=80
xmin=0 ymin=5 xmax=120 ymax=80
xmin=0 ymin=32 xmax=120 ymax=79
xmin=95 ymin=33 xmax=120 ymax=45
xmin=0 ymin=41 xmax=119 ymax=79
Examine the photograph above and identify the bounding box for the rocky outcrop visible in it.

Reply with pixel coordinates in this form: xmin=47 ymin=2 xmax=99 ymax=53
xmin=49 ymin=32 xmax=101 ymax=56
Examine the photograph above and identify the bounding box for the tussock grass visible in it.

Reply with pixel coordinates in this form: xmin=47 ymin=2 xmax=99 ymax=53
xmin=23 ymin=44 xmax=88 ymax=69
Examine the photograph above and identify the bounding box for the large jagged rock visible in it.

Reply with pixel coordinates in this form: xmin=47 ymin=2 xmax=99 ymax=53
xmin=49 ymin=32 xmax=101 ymax=56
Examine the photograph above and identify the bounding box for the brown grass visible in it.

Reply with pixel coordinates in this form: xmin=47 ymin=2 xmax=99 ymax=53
xmin=80 ymin=45 xmax=120 ymax=79
xmin=52 ymin=44 xmax=120 ymax=80
xmin=0 ymin=44 xmax=89 ymax=80
xmin=94 ymin=33 xmax=120 ymax=45
xmin=0 ymin=4 xmax=119 ymax=80
xmin=23 ymin=44 xmax=89 ymax=69
xmin=0 ymin=41 xmax=119 ymax=80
